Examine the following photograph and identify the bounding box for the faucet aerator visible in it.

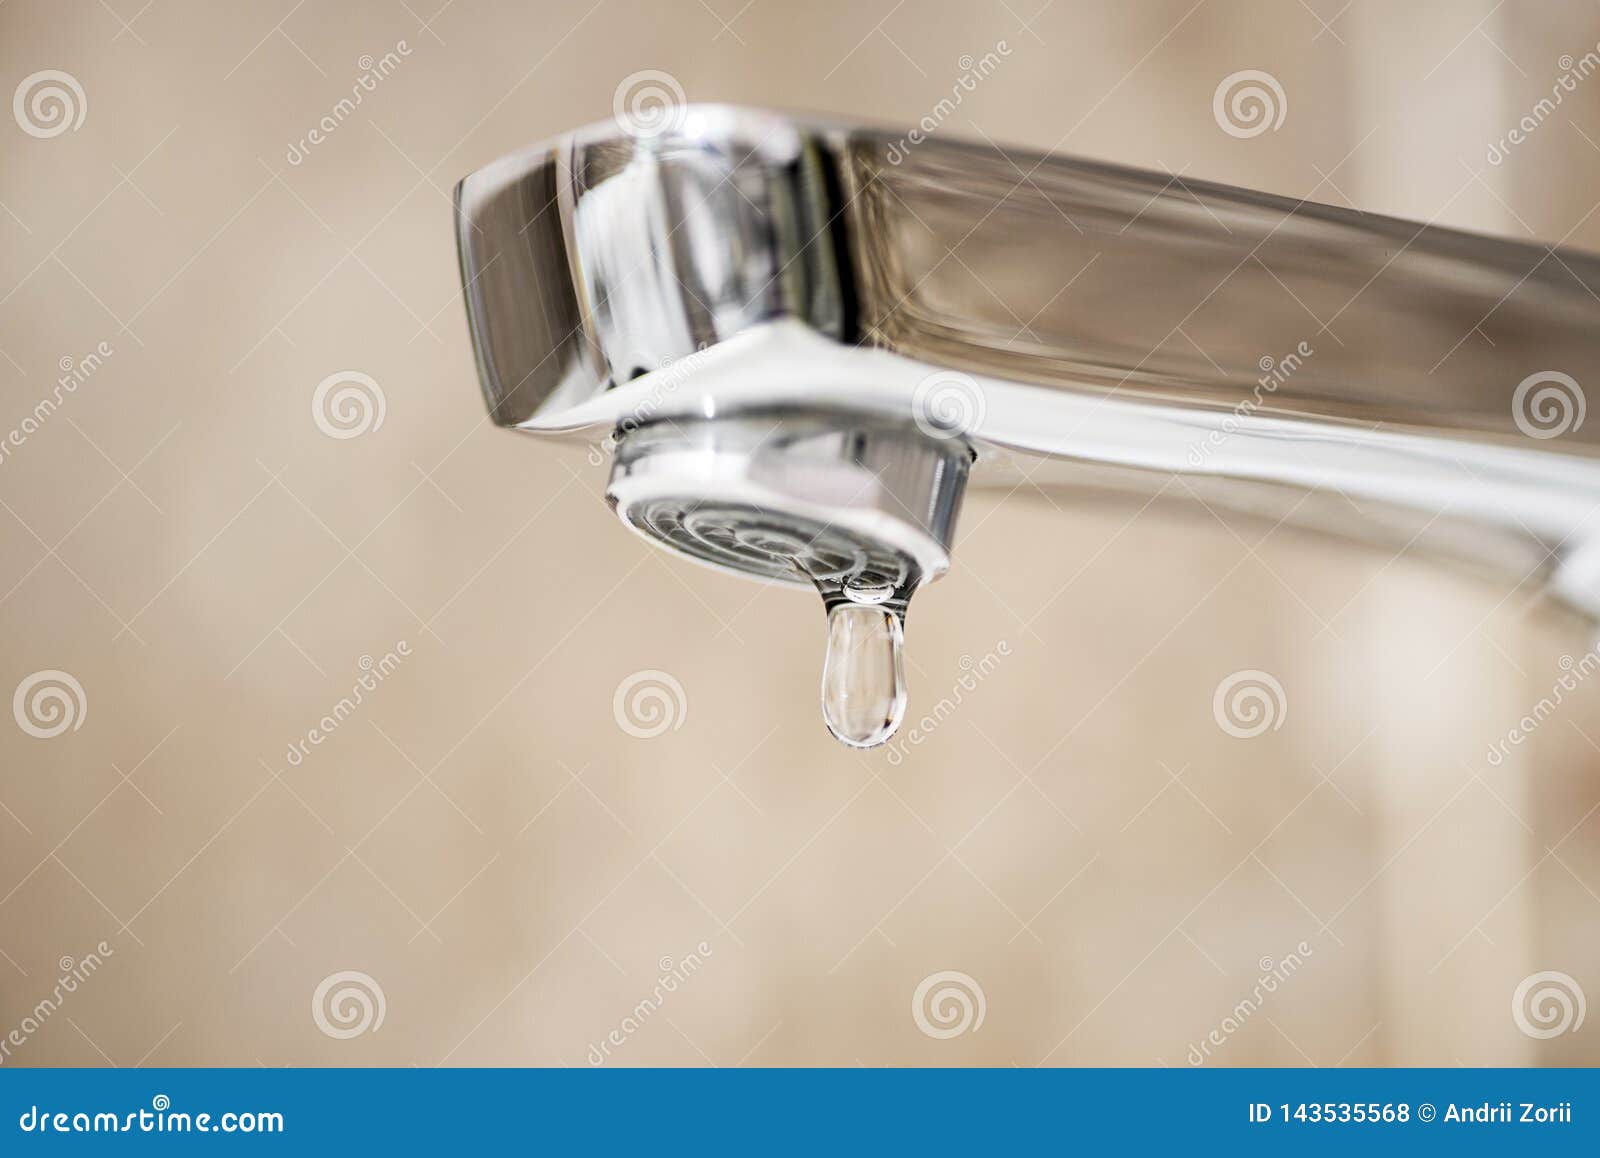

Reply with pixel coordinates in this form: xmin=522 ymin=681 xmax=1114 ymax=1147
xmin=605 ymin=416 xmax=971 ymax=748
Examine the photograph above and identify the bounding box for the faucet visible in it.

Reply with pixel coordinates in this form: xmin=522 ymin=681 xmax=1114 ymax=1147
xmin=453 ymin=105 xmax=1600 ymax=747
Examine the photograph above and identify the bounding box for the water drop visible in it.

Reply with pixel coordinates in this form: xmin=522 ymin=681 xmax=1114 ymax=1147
xmin=820 ymin=601 xmax=908 ymax=749
xmin=843 ymin=573 xmax=895 ymax=604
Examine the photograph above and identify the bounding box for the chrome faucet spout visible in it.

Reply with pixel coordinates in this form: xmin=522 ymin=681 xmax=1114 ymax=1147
xmin=455 ymin=106 xmax=1600 ymax=740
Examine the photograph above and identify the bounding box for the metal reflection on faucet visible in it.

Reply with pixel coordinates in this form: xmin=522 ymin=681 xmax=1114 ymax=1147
xmin=603 ymin=416 xmax=970 ymax=746
xmin=454 ymin=105 xmax=1600 ymax=744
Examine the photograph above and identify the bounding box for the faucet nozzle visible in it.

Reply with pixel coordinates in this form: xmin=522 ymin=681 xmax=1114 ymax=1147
xmin=605 ymin=415 xmax=971 ymax=748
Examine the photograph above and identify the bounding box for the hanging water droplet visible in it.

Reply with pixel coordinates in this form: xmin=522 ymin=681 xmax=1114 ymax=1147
xmin=820 ymin=601 xmax=908 ymax=749
xmin=843 ymin=573 xmax=895 ymax=605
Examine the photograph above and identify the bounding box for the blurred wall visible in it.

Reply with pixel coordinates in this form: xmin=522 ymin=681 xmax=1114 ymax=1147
xmin=1 ymin=0 xmax=1599 ymax=1066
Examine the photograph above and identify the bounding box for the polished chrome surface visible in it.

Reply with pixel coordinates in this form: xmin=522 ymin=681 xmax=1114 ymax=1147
xmin=456 ymin=109 xmax=848 ymax=426
xmin=605 ymin=414 xmax=970 ymax=747
xmin=455 ymin=105 xmax=1600 ymax=614
xmin=605 ymin=415 xmax=969 ymax=590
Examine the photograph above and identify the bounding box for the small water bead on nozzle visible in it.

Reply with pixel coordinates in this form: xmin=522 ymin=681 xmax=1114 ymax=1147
xmin=817 ymin=571 xmax=918 ymax=749
xmin=603 ymin=417 xmax=972 ymax=752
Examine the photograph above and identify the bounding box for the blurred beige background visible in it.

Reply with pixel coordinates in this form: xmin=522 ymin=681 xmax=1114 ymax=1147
xmin=2 ymin=0 xmax=1600 ymax=1066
